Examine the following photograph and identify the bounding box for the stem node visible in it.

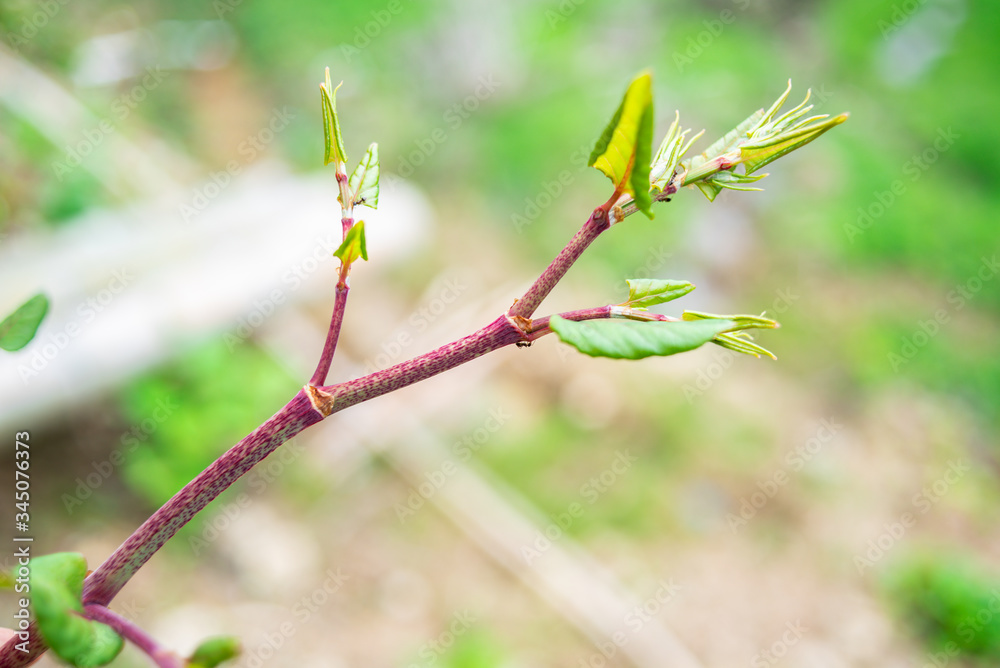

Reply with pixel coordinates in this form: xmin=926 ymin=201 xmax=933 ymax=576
xmin=304 ymin=384 xmax=336 ymax=417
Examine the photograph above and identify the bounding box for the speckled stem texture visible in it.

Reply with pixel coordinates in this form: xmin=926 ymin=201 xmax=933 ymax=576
xmin=311 ymin=284 xmax=349 ymax=386
xmin=507 ymin=207 xmax=609 ymax=319
xmin=0 ymin=210 xmax=609 ymax=666
xmin=319 ymin=315 xmax=525 ymax=414
xmin=82 ymin=389 xmax=324 ymax=606
xmin=0 ymin=318 xmax=527 ymax=667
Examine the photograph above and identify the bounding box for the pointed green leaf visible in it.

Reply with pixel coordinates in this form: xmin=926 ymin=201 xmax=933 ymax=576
xmin=650 ymin=112 xmax=703 ymax=193
xmin=756 ymin=79 xmax=794 ymax=131
xmin=766 ymin=87 xmax=815 ymax=133
xmin=693 ymin=179 xmax=724 ymax=202
xmin=30 ymin=553 xmax=124 ymax=667
xmin=650 ymin=111 xmax=681 ymax=188
xmin=348 ymin=143 xmax=379 ymax=209
xmin=319 ymin=68 xmax=348 ymax=166
xmin=623 ymin=279 xmax=695 ymax=309
xmin=588 ymin=72 xmax=654 ymax=217
xmin=333 ymin=221 xmax=368 ymax=266
xmin=680 ymin=82 xmax=847 ymax=188
xmin=713 ymin=331 xmax=777 ymax=360
xmin=631 ymin=103 xmax=654 ymax=218
xmin=691 ymin=170 xmax=768 ymax=202
xmin=682 ymin=310 xmax=779 ymax=329
xmin=0 ymin=293 xmax=49 ymax=352
xmin=697 ymin=109 xmax=763 ymax=165
xmin=740 ymin=112 xmax=849 ymax=174
xmin=679 ymin=110 xmax=760 ymax=189
xmin=549 ymin=316 xmax=739 ymax=360
xmin=188 ymin=636 xmax=241 ymax=668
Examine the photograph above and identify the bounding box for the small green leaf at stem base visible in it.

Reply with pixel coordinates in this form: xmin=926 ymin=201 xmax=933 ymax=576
xmin=333 ymin=220 xmax=368 ymax=266
xmin=188 ymin=636 xmax=241 ymax=668
xmin=348 ymin=143 xmax=380 ymax=209
xmin=623 ymin=279 xmax=695 ymax=309
xmin=549 ymin=316 xmax=738 ymax=360
xmin=29 ymin=553 xmax=124 ymax=667
xmin=0 ymin=293 xmax=49 ymax=352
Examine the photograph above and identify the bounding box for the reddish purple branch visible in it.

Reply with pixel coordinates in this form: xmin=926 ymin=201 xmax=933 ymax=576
xmin=82 ymin=604 xmax=180 ymax=668
xmin=310 ymin=285 xmax=349 ymax=386
xmin=525 ymin=305 xmax=678 ymax=340
xmin=314 ymin=315 xmax=524 ymax=414
xmin=507 ymin=207 xmax=609 ymax=319
xmin=0 ymin=201 xmax=627 ymax=667
xmin=82 ymin=390 xmax=324 ymax=606
xmin=0 ymin=626 xmax=44 ymax=668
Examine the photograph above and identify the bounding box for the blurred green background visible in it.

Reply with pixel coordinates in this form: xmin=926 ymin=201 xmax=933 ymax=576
xmin=1 ymin=0 xmax=998 ymax=666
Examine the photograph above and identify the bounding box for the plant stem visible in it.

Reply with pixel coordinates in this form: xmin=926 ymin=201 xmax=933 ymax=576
xmin=82 ymin=390 xmax=324 ymax=606
xmin=82 ymin=604 xmax=181 ymax=668
xmin=310 ymin=284 xmax=349 ymax=386
xmin=0 ymin=202 xmax=620 ymax=667
xmin=0 ymin=625 xmax=44 ymax=668
xmin=619 ymin=184 xmax=677 ymax=219
xmin=311 ymin=315 xmax=525 ymax=415
xmin=507 ymin=207 xmax=610 ymax=319
xmin=525 ymin=305 xmax=679 ymax=340
xmin=311 ymin=170 xmax=355 ymax=385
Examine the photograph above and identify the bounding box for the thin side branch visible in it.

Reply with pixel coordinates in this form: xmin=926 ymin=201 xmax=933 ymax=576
xmin=310 ymin=284 xmax=349 ymax=386
xmin=310 ymin=169 xmax=356 ymax=386
xmin=526 ymin=305 xmax=679 ymax=340
xmin=82 ymin=604 xmax=181 ymax=668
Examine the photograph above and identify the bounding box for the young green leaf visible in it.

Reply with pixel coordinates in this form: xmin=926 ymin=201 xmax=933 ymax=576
xmin=29 ymin=553 xmax=124 ymax=667
xmin=650 ymin=111 xmax=703 ymax=193
xmin=333 ymin=221 xmax=368 ymax=266
xmin=0 ymin=293 xmax=49 ymax=352
xmin=681 ymin=310 xmax=779 ymax=329
xmin=320 ymin=68 xmax=348 ymax=167
xmin=623 ymin=279 xmax=695 ymax=309
xmin=713 ymin=331 xmax=777 ymax=359
xmin=549 ymin=316 xmax=738 ymax=360
xmin=675 ymin=82 xmax=847 ymax=194
xmin=740 ymin=112 xmax=849 ymax=174
xmin=588 ymin=72 xmax=655 ymax=218
xmin=188 ymin=636 xmax=241 ymax=668
xmin=678 ymin=107 xmax=762 ymax=190
xmin=691 ymin=170 xmax=768 ymax=202
xmin=349 ymin=143 xmax=380 ymax=209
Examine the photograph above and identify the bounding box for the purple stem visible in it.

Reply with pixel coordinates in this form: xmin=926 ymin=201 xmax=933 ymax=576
xmin=310 ymin=284 xmax=349 ymax=386
xmin=507 ymin=207 xmax=609 ymax=319
xmin=0 ymin=204 xmax=622 ymax=667
xmin=0 ymin=626 xmax=44 ymax=668
xmin=82 ymin=604 xmax=181 ymax=668
xmin=82 ymin=389 xmax=324 ymax=606
xmin=525 ymin=306 xmax=614 ymax=339
xmin=313 ymin=315 xmax=525 ymax=415
xmin=526 ymin=305 xmax=678 ymax=340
